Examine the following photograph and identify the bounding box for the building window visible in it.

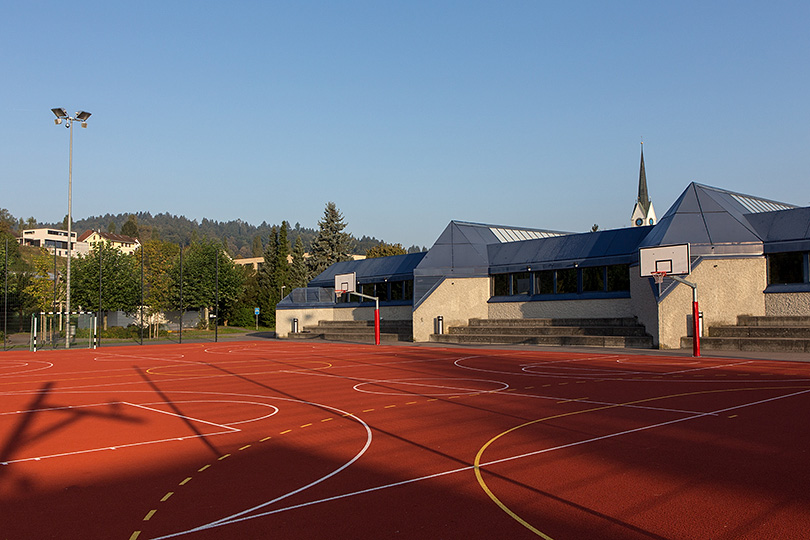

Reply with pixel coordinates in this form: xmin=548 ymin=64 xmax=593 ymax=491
xmin=556 ymin=268 xmax=578 ymax=294
xmin=374 ymin=282 xmax=389 ymax=302
xmin=491 ymin=263 xmax=630 ymax=299
xmin=606 ymin=264 xmax=630 ymax=292
xmin=493 ymin=274 xmax=509 ymax=296
xmin=535 ymin=271 xmax=554 ymax=295
xmin=511 ymin=272 xmax=531 ymax=295
xmin=390 ymin=281 xmax=404 ymax=300
xmin=582 ymin=266 xmax=605 ymax=292
xmin=767 ymin=252 xmax=806 ymax=285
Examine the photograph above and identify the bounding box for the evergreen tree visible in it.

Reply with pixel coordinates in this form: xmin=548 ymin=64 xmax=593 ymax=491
xmin=256 ymin=226 xmax=278 ymax=326
xmin=308 ymin=202 xmax=353 ymax=277
xmin=251 ymin=234 xmax=263 ymax=257
xmin=273 ymin=221 xmax=291 ymax=297
xmin=121 ymin=215 xmax=139 ymax=238
xmin=289 ymin=235 xmax=309 ymax=288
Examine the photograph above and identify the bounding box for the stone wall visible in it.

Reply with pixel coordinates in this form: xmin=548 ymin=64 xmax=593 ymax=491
xmin=657 ymin=256 xmax=765 ymax=348
xmin=765 ymin=292 xmax=810 ymax=316
xmin=487 ymin=298 xmax=633 ymax=319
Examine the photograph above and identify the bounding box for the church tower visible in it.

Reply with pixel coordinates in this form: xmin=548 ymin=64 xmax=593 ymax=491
xmin=631 ymin=143 xmax=656 ymax=227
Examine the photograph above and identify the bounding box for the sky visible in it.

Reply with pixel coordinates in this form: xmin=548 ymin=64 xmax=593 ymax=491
xmin=2 ymin=1 xmax=809 ymax=248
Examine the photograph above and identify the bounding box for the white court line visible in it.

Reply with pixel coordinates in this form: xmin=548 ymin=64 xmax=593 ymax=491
xmin=153 ymin=386 xmax=810 ymax=536
xmin=663 ymin=360 xmax=754 ymax=375
xmin=150 ymin=406 xmax=374 ymax=540
xmin=0 ymin=401 xmax=239 ymax=465
xmin=126 ymin=402 xmax=241 ymax=432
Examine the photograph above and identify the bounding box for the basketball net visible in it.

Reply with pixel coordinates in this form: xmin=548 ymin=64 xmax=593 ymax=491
xmin=651 ymin=271 xmax=667 ymax=285
xmin=335 ymin=289 xmax=346 ymax=299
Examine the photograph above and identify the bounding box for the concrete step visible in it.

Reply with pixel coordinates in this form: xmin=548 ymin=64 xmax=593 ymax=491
xmin=681 ymin=336 xmax=810 ymax=353
xmin=432 ymin=333 xmax=654 ymax=348
xmin=737 ymin=315 xmax=810 ymax=327
xmin=710 ymin=326 xmax=810 ymax=338
xmin=448 ymin=325 xmax=648 ymax=337
xmin=468 ymin=317 xmax=642 ymax=328
xmin=289 ymin=331 xmax=406 ymax=343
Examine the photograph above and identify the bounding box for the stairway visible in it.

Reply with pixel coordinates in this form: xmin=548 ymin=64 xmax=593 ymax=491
xmin=432 ymin=317 xmax=653 ymax=349
xmin=681 ymin=316 xmax=810 ymax=352
xmin=288 ymin=320 xmax=413 ymax=343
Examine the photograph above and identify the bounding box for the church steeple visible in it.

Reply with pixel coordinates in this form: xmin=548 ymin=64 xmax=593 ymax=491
xmin=631 ymin=142 xmax=656 ymax=227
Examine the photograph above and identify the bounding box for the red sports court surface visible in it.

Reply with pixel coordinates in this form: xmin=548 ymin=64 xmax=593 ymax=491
xmin=1 ymin=341 xmax=809 ymax=539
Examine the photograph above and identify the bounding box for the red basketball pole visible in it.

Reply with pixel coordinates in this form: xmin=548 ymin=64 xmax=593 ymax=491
xmin=691 ymin=291 xmax=701 ymax=358
xmin=671 ymin=275 xmax=700 ymax=358
xmin=374 ymin=299 xmax=380 ymax=346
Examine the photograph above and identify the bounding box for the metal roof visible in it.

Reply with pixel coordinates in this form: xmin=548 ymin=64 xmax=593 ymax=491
xmin=639 ymin=183 xmax=795 ymax=255
xmin=488 ymin=226 xmax=651 ymax=273
xmin=309 ymin=252 xmax=427 ymax=288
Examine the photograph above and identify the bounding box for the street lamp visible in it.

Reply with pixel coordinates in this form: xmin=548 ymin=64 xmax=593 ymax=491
xmin=51 ymin=108 xmax=91 ymax=349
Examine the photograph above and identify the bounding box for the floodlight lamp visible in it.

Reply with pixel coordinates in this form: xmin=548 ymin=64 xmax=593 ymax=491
xmin=75 ymin=111 xmax=91 ymax=121
xmin=81 ymin=122 xmax=88 ymax=128
xmin=54 ymin=118 xmax=62 ymax=125
xmin=51 ymin=108 xmax=68 ymax=119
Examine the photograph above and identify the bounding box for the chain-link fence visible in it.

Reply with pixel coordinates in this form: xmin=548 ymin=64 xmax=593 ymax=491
xmin=2 ymin=238 xmax=240 ymax=351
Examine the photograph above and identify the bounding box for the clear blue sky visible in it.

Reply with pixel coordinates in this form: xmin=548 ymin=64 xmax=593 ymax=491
xmin=2 ymin=1 xmax=808 ymax=248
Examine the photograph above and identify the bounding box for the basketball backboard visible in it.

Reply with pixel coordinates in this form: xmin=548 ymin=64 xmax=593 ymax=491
xmin=334 ymin=272 xmax=357 ymax=293
xmin=639 ymin=244 xmax=690 ymax=277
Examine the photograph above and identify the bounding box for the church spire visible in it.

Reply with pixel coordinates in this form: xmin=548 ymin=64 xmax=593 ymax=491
xmin=637 ymin=142 xmax=650 ymax=212
xmin=631 ymin=141 xmax=656 ymax=227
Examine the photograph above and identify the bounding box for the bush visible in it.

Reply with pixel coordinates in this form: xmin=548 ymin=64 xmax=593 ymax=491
xmin=229 ymin=306 xmax=256 ymax=328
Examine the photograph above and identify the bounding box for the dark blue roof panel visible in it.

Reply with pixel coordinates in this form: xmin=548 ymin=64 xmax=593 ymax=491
xmin=309 ymin=252 xmax=427 ymax=287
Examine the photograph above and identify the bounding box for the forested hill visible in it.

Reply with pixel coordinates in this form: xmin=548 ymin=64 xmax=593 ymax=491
xmin=60 ymin=212 xmax=426 ymax=258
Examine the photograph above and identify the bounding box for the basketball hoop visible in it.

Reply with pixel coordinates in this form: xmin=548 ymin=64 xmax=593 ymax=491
xmin=335 ymin=289 xmax=346 ymax=300
xmin=651 ymin=271 xmax=667 ymax=285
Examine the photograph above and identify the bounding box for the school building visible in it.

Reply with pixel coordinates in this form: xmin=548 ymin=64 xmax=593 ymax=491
xmin=277 ymin=153 xmax=810 ymax=351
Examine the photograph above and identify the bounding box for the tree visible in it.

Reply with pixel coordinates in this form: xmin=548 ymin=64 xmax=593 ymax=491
xmin=366 ymin=242 xmax=407 ymax=258
xmin=591 ymin=224 xmax=599 ymax=232
xmin=23 ymin=252 xmax=57 ymax=313
xmin=289 ymin=235 xmax=309 ymax=288
xmin=307 ymin=202 xmax=353 ymax=277
xmin=121 ymin=215 xmax=139 ymax=238
xmin=107 ymin=221 xmax=117 ymax=234
xmin=251 ymin=235 xmax=263 ymax=257
xmin=71 ymin=242 xmax=140 ymax=318
xmin=141 ymin=239 xmax=180 ymax=336
xmin=175 ymin=238 xmax=243 ymax=329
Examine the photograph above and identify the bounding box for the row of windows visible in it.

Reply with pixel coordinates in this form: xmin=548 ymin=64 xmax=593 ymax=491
xmin=767 ymin=252 xmax=810 ymax=285
xmin=492 ymin=264 xmax=631 ymax=297
xmin=337 ymin=280 xmax=414 ymax=303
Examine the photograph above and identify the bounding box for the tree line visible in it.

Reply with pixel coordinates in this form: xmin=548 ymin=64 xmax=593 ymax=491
xmin=1 ymin=202 xmax=380 ymax=333
xmin=34 ymin=210 xmax=426 ymax=258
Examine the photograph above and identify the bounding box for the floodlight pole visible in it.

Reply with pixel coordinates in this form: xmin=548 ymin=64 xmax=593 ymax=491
xmin=671 ymin=275 xmax=700 ymax=357
xmin=51 ymin=108 xmax=91 ymax=349
xmin=345 ymin=291 xmax=380 ymax=345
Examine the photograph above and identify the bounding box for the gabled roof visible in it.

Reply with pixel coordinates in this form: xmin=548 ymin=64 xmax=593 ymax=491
xmin=77 ymin=230 xmax=140 ymax=244
xmin=640 ymin=183 xmax=797 ymax=255
xmin=414 ymin=220 xmax=570 ymax=278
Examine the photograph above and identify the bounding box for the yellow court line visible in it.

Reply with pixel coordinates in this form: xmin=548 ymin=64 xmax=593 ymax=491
xmin=129 ymin=532 xmax=141 ymax=540
xmin=143 ymin=509 xmax=157 ymax=521
xmin=473 ymin=384 xmax=810 ymax=538
xmin=161 ymin=492 xmax=174 ymax=502
xmin=260 ymin=436 xmax=273 ymax=441
xmin=218 ymin=453 xmax=231 ymax=461
xmin=198 ymin=465 xmax=210 ymax=472
xmin=179 ymin=477 xmax=192 ymax=486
